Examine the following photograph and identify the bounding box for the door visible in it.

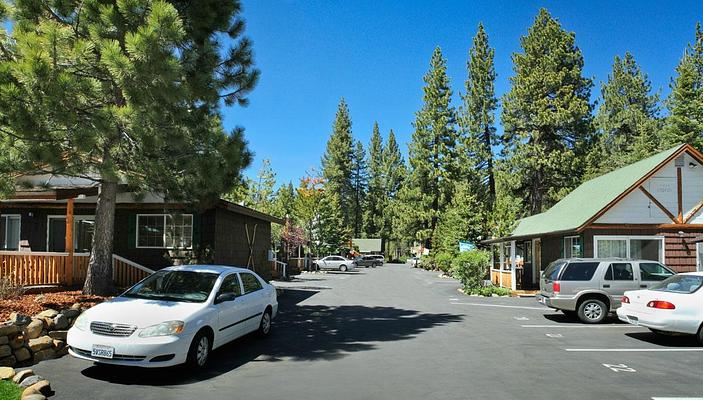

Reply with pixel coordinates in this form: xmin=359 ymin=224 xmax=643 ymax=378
xmin=533 ymin=239 xmax=542 ymax=284
xmin=48 ymin=218 xmax=66 ymax=252
xmin=239 ymin=272 xmax=266 ymax=333
xmin=601 ymin=262 xmax=638 ymax=309
xmin=214 ymin=273 xmax=245 ymax=344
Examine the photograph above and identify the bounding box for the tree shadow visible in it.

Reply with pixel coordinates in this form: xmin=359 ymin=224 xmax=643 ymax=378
xmin=80 ymin=289 xmax=463 ymax=385
xmin=625 ymin=331 xmax=701 ymax=347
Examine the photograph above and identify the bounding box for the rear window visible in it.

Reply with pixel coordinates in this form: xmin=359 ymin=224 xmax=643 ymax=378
xmin=651 ymin=275 xmax=702 ymax=294
xmin=544 ymin=261 xmax=566 ymax=281
xmin=559 ymin=262 xmax=600 ymax=281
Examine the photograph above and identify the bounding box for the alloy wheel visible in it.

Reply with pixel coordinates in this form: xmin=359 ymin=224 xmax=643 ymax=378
xmin=583 ymin=302 xmax=603 ymax=321
xmin=262 ymin=312 xmax=271 ymax=334
xmin=196 ymin=336 xmax=209 ymax=367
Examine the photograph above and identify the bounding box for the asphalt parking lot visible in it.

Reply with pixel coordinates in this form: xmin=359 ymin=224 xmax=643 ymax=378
xmin=32 ymin=263 xmax=703 ymax=400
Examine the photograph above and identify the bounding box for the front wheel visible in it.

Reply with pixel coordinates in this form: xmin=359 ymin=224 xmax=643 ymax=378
xmin=577 ymin=299 xmax=608 ymax=324
xmin=697 ymin=324 xmax=703 ymax=345
xmin=339 ymin=264 xmax=348 ymax=272
xmin=258 ymin=309 xmax=272 ymax=338
xmin=186 ymin=330 xmax=211 ymax=369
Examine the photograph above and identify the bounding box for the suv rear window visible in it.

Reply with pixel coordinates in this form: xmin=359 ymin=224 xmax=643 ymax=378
xmin=543 ymin=261 xmax=566 ymax=281
xmin=559 ymin=262 xmax=600 ymax=281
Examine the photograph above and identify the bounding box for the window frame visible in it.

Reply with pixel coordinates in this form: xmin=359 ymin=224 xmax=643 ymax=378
xmin=217 ymin=273 xmax=243 ymax=298
xmin=46 ymin=215 xmax=95 ymax=253
xmin=563 ymin=236 xmax=582 ymax=258
xmin=604 ymin=262 xmax=635 ymax=281
xmin=136 ymin=213 xmax=194 ymax=249
xmin=1 ymin=214 xmax=21 ymax=251
xmin=593 ymin=235 xmax=665 ymax=263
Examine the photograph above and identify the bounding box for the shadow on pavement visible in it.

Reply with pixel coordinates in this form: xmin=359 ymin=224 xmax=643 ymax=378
xmin=625 ymin=331 xmax=701 ymax=347
xmin=543 ymin=313 xmax=624 ymax=325
xmin=80 ymin=288 xmax=463 ymax=386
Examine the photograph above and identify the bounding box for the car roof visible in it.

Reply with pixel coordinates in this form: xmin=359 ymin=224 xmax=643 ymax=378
xmin=555 ymin=258 xmax=661 ymax=263
xmin=162 ymin=265 xmax=253 ymax=274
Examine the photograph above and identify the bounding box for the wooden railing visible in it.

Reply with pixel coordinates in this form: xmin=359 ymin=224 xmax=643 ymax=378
xmin=0 ymin=251 xmax=153 ymax=288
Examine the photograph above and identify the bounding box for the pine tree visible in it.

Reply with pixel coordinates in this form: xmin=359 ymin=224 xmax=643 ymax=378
xmin=433 ymin=182 xmax=483 ymax=253
xmin=0 ymin=0 xmax=258 ymax=294
xmin=458 ymin=23 xmax=498 ymax=240
xmin=270 ymin=181 xmax=296 ymax=249
xmin=501 ymin=8 xmax=593 ymax=216
xmin=382 ymin=129 xmax=406 ymax=252
xmin=662 ymin=23 xmax=703 ymax=149
xmin=364 ymin=122 xmax=385 ymax=239
xmin=317 ymin=190 xmax=350 ymax=256
xmin=350 ymin=139 xmax=368 ymax=238
xmin=406 ymin=47 xmax=457 ymax=248
xmin=321 ymin=99 xmax=354 ymax=227
xmin=235 ymin=159 xmax=276 ymax=212
xmin=589 ymin=52 xmax=660 ymax=175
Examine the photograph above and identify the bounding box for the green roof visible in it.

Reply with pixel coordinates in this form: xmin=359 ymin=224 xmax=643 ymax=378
xmin=508 ymin=144 xmax=685 ymax=238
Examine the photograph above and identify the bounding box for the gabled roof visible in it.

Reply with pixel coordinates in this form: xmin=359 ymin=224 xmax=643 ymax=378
xmin=494 ymin=144 xmax=697 ymax=242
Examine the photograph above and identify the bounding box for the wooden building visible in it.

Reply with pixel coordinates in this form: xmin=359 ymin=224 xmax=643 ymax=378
xmin=485 ymin=144 xmax=703 ymax=290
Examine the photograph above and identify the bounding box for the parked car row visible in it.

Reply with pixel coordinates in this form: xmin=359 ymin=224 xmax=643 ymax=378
xmin=312 ymin=255 xmax=385 ymax=272
xmin=538 ymin=257 xmax=703 ymax=344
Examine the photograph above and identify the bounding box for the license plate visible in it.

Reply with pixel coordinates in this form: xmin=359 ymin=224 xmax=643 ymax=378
xmin=628 ymin=316 xmax=639 ymax=326
xmin=91 ymin=345 xmax=114 ymax=359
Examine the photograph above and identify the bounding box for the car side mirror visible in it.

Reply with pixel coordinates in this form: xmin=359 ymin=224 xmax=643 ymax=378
xmin=215 ymin=292 xmax=237 ymax=304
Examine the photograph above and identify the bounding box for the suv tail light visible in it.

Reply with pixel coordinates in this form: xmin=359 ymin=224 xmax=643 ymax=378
xmin=622 ymin=296 xmax=630 ymax=304
xmin=552 ymin=281 xmax=560 ymax=294
xmin=647 ymin=300 xmax=675 ymax=309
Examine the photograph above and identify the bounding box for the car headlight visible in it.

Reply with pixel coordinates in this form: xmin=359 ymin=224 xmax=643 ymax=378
xmin=138 ymin=321 xmax=185 ymax=338
xmin=73 ymin=314 xmax=90 ymax=331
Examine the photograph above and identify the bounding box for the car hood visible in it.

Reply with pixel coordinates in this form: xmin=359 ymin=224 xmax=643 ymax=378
xmin=81 ymin=297 xmax=208 ymax=328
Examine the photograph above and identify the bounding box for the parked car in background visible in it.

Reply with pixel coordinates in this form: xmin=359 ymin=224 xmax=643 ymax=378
xmin=354 ymin=255 xmax=382 ymax=268
xmin=537 ymin=258 xmax=676 ymax=323
xmin=618 ymin=272 xmax=703 ymax=343
xmin=313 ymin=256 xmax=357 ymax=272
xmin=67 ymin=265 xmax=277 ymax=369
xmin=369 ymin=255 xmax=385 ymax=265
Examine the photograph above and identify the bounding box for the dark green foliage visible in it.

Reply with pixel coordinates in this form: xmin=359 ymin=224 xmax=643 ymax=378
xmin=364 ymin=122 xmax=384 ymax=239
xmin=350 ymin=139 xmax=368 ymax=238
xmin=321 ymin=98 xmax=355 ymax=227
xmin=0 ymin=380 xmax=22 ymax=400
xmin=500 ymin=8 xmax=593 ymax=216
xmin=433 ymin=181 xmax=484 ymax=253
xmin=317 ymin=190 xmax=351 ymax=255
xmin=450 ymin=250 xmax=491 ymax=294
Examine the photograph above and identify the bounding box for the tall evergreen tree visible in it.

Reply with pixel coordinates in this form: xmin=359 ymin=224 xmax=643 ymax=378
xmin=350 ymin=139 xmax=368 ymax=238
xmin=0 ymin=0 xmax=258 ymax=294
xmin=458 ymin=23 xmax=497 ymax=240
xmin=235 ymin=159 xmax=276 ymax=212
xmin=317 ymin=190 xmax=350 ymax=256
xmin=270 ymin=181 xmax=296 ymax=249
xmin=406 ymin=47 xmax=457 ymax=248
xmin=364 ymin=122 xmax=385 ymax=239
xmin=501 ymin=8 xmax=593 ymax=216
xmin=382 ymin=129 xmax=406 ymax=255
xmin=589 ymin=52 xmax=660 ymax=175
xmin=321 ymin=98 xmax=354 ymax=227
xmin=662 ymin=23 xmax=703 ymax=149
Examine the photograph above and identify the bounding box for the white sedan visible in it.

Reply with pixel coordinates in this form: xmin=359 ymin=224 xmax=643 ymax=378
xmin=313 ymin=256 xmax=357 ymax=272
xmin=617 ymin=272 xmax=703 ymax=344
xmin=67 ymin=265 xmax=278 ymax=368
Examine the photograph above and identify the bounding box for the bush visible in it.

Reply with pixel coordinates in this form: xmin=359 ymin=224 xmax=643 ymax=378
xmin=0 ymin=277 xmax=23 ymax=300
xmin=434 ymin=251 xmax=454 ymax=274
xmin=473 ymin=285 xmax=511 ymax=297
xmin=418 ymin=254 xmax=435 ymax=270
xmin=450 ymin=250 xmax=490 ymax=294
xmin=0 ymin=380 xmax=22 ymax=400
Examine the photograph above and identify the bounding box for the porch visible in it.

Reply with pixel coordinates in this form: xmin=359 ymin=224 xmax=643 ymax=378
xmin=489 ymin=239 xmax=542 ymax=291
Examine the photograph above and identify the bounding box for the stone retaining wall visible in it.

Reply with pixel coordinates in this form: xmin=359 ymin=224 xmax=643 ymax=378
xmin=0 ymin=305 xmax=84 ymax=368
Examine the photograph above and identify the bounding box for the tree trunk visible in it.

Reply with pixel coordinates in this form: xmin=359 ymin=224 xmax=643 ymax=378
xmin=83 ymin=181 xmax=118 ymax=295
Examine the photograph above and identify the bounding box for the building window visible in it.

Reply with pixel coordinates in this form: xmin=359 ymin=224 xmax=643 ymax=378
xmin=563 ymin=236 xmax=582 ymax=258
xmin=137 ymin=214 xmax=193 ymax=249
xmin=1 ymin=215 xmax=21 ymax=250
xmin=594 ymin=236 xmax=664 ymax=262
xmin=47 ymin=215 xmax=95 ymax=252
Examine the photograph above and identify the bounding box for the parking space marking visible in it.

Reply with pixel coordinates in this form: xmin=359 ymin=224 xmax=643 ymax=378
xmin=603 ymin=363 xmax=636 ymax=372
xmin=565 ymin=348 xmax=703 ymax=352
xmin=521 ymin=324 xmax=643 ymax=329
xmin=513 ymin=317 xmax=530 ymax=321
xmin=546 ymin=333 xmax=563 ymax=338
xmin=450 ymin=302 xmax=550 ymax=311
xmin=449 ymin=298 xmax=459 ymax=301
xmin=652 ymin=398 xmax=703 ymax=399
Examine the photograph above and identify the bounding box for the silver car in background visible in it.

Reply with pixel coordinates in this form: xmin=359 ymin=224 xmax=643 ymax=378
xmin=537 ymin=258 xmax=676 ymax=324
xmin=313 ymin=256 xmax=357 ymax=272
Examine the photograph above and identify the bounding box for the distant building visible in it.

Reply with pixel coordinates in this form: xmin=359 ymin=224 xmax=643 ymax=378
xmin=352 ymin=238 xmax=382 ymax=254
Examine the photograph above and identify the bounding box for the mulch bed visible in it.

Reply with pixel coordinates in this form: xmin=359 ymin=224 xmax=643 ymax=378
xmin=0 ymin=291 xmax=110 ymax=321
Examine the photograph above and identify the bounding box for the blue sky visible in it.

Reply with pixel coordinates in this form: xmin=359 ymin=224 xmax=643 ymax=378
xmin=223 ymin=0 xmax=703 ymax=186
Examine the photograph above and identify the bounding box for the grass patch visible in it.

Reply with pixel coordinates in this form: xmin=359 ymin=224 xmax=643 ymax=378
xmin=0 ymin=380 xmax=22 ymax=400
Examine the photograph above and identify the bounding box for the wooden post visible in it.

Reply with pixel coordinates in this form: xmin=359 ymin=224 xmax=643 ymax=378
xmin=65 ymin=198 xmax=74 ymax=286
xmin=677 ymin=167 xmax=683 ymax=223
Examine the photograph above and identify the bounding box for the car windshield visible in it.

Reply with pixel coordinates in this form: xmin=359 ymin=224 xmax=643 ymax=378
xmin=122 ymin=270 xmax=219 ymax=303
xmin=651 ymin=275 xmax=703 ymax=294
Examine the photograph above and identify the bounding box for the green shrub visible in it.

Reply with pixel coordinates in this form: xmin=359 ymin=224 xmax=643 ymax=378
xmin=450 ymin=250 xmax=490 ymax=293
xmin=434 ymin=251 xmax=454 ymax=274
xmin=0 ymin=380 xmax=22 ymax=400
xmin=419 ymin=255 xmax=435 ymax=270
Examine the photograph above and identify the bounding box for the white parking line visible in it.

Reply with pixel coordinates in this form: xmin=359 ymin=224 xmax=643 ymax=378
xmin=521 ymin=324 xmax=644 ymax=329
xmin=450 ymin=302 xmax=550 ymax=311
xmin=565 ymin=348 xmax=703 ymax=352
xmin=652 ymin=397 xmax=703 ymax=399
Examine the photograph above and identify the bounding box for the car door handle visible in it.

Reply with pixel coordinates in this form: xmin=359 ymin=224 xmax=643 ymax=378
xmin=602 ymin=284 xmax=610 ymax=288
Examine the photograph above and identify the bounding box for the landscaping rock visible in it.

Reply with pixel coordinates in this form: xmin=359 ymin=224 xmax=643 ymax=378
xmin=0 ymin=344 xmax=12 ymax=358
xmin=12 ymin=369 xmax=33 ymax=384
xmin=22 ymin=379 xmax=51 ymax=397
xmin=70 ymin=302 xmax=82 ymax=310
xmin=0 ymin=336 xmax=7 ymax=345
xmin=0 ymin=356 xmax=16 ymax=367
xmin=9 ymin=335 xmax=26 ymax=350
xmin=14 ymin=347 xmax=31 ymax=363
xmin=0 ymin=323 xmax=19 ymax=337
xmin=52 ymin=314 xmax=68 ymax=330
xmin=18 ymin=375 xmax=43 ymax=389
xmin=0 ymin=366 xmax=15 ymax=379
xmin=38 ymin=317 xmax=54 ymax=330
xmin=21 ymin=394 xmax=46 ymax=400
xmin=10 ymin=313 xmax=32 ymax=327
xmin=60 ymin=308 xmax=80 ymax=319
xmin=51 ymin=340 xmax=65 ymax=349
xmin=32 ymin=349 xmax=55 ymax=363
xmin=28 ymin=336 xmax=52 ymax=352
xmin=34 ymin=310 xmax=58 ymax=319
xmin=48 ymin=331 xmax=67 ymax=341
xmin=24 ymin=320 xmax=43 ymax=340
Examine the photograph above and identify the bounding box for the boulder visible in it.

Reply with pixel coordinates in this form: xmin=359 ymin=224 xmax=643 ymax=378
xmin=52 ymin=314 xmax=68 ymax=330
xmin=22 ymin=379 xmax=51 ymax=397
xmin=32 ymin=349 xmax=55 ymax=363
xmin=51 ymin=340 xmax=65 ymax=350
xmin=28 ymin=336 xmax=52 ymax=352
xmin=60 ymin=308 xmax=80 ymax=319
xmin=18 ymin=375 xmax=43 ymax=389
xmin=55 ymin=346 xmax=68 ymax=357
xmin=0 ymin=366 xmax=14 ymax=379
xmin=12 ymin=369 xmax=33 ymax=384
xmin=9 ymin=335 xmax=26 ymax=350
xmin=70 ymin=303 xmax=82 ymax=310
xmin=47 ymin=331 xmax=67 ymax=341
xmin=21 ymin=394 xmax=46 ymax=400
xmin=0 ymin=323 xmax=19 ymax=337
xmin=14 ymin=347 xmax=31 ymax=363
xmin=38 ymin=318 xmax=53 ymax=331
xmin=0 ymin=336 xmax=7 ymax=345
xmin=0 ymin=345 xmax=11 ymax=358
xmin=10 ymin=313 xmax=32 ymax=327
xmin=0 ymin=356 xmax=16 ymax=367
xmin=34 ymin=310 xmax=58 ymax=319
xmin=24 ymin=320 xmax=43 ymax=340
